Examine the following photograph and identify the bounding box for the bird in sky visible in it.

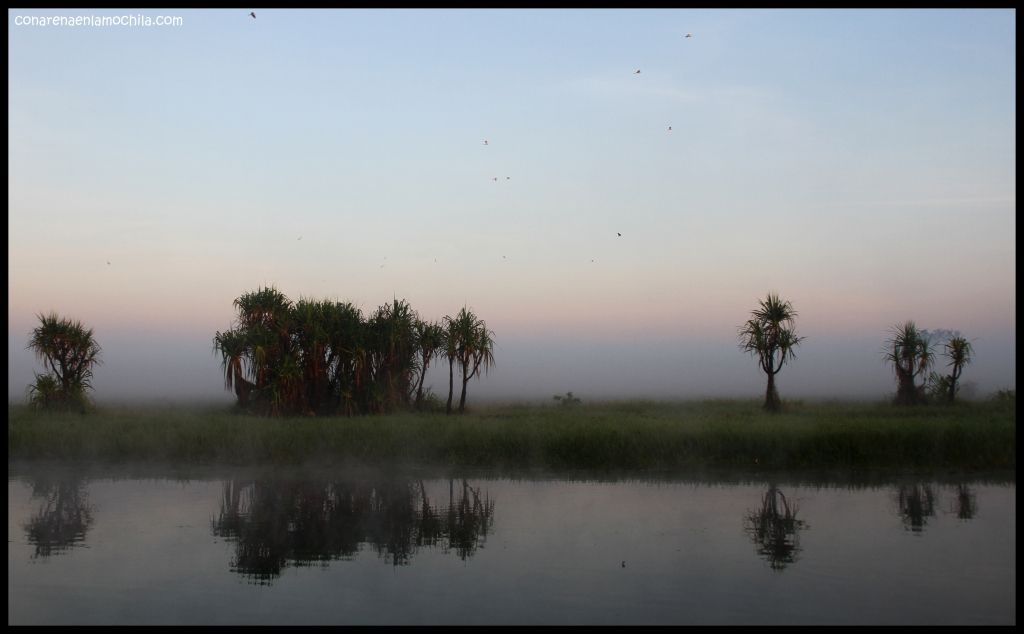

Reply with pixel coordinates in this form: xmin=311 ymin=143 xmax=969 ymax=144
xmin=617 ymin=232 xmax=622 ymax=237
xmin=634 ymin=69 xmax=641 ymax=74
xmin=483 ymin=139 xmax=488 ymax=145
xmin=297 ymin=236 xmax=302 ymax=240
xmin=106 ymin=260 xmax=111 ymax=265
xmin=506 ymin=176 xmax=510 ymax=180
xmin=492 ymin=177 xmax=498 ymax=181
xmin=668 ymin=125 xmax=672 ymax=131
xmin=250 ymin=11 xmax=256 ymax=19
xmin=685 ymin=33 xmax=692 ymax=38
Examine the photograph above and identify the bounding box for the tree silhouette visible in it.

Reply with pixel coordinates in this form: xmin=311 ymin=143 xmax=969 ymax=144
xmin=738 ymin=294 xmax=804 ymax=412
xmin=885 ymin=321 xmax=933 ymax=406
xmin=26 ymin=313 xmax=101 ymax=411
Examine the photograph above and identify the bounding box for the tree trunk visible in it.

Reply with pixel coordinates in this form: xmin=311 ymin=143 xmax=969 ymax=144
xmin=763 ymin=371 xmax=781 ymax=412
xmin=459 ymin=364 xmax=469 ymax=413
xmin=892 ymin=362 xmax=922 ymax=406
xmin=948 ymin=364 xmax=962 ymax=404
xmin=446 ymin=358 xmax=454 ymax=415
xmin=235 ymin=375 xmax=255 ymax=409
xmin=415 ymin=356 xmax=428 ymax=409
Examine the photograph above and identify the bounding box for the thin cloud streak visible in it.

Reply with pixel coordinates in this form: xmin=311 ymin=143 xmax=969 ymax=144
xmin=822 ymin=196 xmax=1015 ymax=208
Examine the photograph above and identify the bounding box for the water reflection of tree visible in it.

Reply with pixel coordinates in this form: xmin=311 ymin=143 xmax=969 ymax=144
xmin=211 ymin=478 xmax=495 ymax=584
xmin=950 ymin=484 xmax=977 ymax=520
xmin=744 ymin=486 xmax=806 ymax=571
xmin=446 ymin=479 xmax=495 ymax=560
xmin=23 ymin=477 xmax=94 ymax=559
xmin=895 ymin=483 xmax=936 ymax=533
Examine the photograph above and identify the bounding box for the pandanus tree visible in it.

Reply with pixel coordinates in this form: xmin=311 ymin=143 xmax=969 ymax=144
xmin=213 ymin=328 xmax=254 ymax=408
xmin=412 ymin=320 xmax=445 ymax=409
xmin=443 ymin=317 xmax=459 ymax=415
xmin=364 ymin=299 xmax=419 ymax=413
xmin=214 ymin=287 xmax=294 ymax=415
xmin=27 ymin=312 xmax=102 ymax=411
xmin=445 ymin=307 xmax=496 ymax=414
xmin=292 ymin=299 xmax=331 ymax=415
xmin=943 ymin=336 xmax=973 ymax=404
xmin=885 ymin=321 xmax=933 ymax=406
xmin=323 ymin=301 xmax=365 ymax=416
xmin=738 ymin=294 xmax=804 ymax=412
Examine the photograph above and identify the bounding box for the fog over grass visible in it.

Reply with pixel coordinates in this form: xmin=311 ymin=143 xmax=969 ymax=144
xmin=7 ymin=330 xmax=1015 ymax=406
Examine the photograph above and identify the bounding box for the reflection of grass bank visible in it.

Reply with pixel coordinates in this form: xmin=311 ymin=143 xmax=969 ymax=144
xmin=7 ymin=399 xmax=1015 ymax=470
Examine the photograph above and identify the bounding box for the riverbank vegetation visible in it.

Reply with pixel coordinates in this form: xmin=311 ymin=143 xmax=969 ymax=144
xmin=8 ymin=398 xmax=1014 ymax=471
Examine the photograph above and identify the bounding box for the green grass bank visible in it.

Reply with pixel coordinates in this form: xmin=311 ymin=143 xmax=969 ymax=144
xmin=7 ymin=399 xmax=1016 ymax=471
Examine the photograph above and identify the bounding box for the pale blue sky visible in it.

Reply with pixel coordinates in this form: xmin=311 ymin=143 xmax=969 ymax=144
xmin=8 ymin=8 xmax=1016 ymax=402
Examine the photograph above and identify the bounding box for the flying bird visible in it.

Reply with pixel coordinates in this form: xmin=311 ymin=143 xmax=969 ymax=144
xmin=106 ymin=260 xmax=111 ymax=265
xmin=506 ymin=176 xmax=510 ymax=180
xmin=297 ymin=236 xmax=302 ymax=240
xmin=685 ymin=33 xmax=692 ymax=38
xmin=492 ymin=177 xmax=498 ymax=181
xmin=250 ymin=11 xmax=256 ymax=19
xmin=483 ymin=139 xmax=489 ymax=145
xmin=634 ymin=69 xmax=641 ymax=74
xmin=617 ymin=232 xmax=622 ymax=237
xmin=668 ymin=126 xmax=672 ymax=131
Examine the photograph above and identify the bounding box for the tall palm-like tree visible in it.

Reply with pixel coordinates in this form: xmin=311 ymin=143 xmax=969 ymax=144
xmin=412 ymin=319 xmax=445 ymax=409
xmin=322 ymin=301 xmax=364 ymax=415
xmin=235 ymin=286 xmax=294 ymax=402
xmin=943 ymin=336 xmax=973 ymax=404
xmin=885 ymin=321 xmax=933 ymax=405
xmin=365 ymin=299 xmax=418 ymax=413
xmin=27 ymin=313 xmax=102 ymax=411
xmin=292 ymin=298 xmax=333 ymax=414
xmin=213 ymin=328 xmax=254 ymax=408
xmin=214 ymin=286 xmax=294 ymax=414
xmin=449 ymin=307 xmax=495 ymax=414
xmin=443 ymin=316 xmax=459 ymax=415
xmin=738 ymin=294 xmax=804 ymax=412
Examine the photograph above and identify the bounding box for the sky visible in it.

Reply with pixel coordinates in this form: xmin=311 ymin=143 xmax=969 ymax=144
xmin=7 ymin=8 xmax=1016 ymax=404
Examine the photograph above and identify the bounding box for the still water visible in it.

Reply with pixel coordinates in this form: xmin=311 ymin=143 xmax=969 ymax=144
xmin=7 ymin=463 xmax=1015 ymax=625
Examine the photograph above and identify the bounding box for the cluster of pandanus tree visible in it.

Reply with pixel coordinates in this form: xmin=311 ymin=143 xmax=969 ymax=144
xmin=211 ymin=287 xmax=495 ymax=416
xmin=739 ymin=293 xmax=975 ymax=411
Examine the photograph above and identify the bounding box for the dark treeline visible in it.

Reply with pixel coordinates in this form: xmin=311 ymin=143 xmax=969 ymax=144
xmin=212 ymin=287 xmax=494 ymax=417
xmin=22 ymin=292 xmax=1006 ymax=417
